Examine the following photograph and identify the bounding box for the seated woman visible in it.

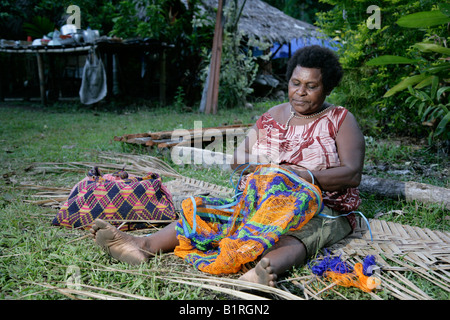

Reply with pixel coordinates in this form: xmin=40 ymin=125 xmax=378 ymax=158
xmin=90 ymin=45 xmax=365 ymax=287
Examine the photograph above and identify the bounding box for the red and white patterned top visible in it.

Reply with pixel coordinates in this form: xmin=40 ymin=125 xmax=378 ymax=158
xmin=252 ymin=105 xmax=360 ymax=229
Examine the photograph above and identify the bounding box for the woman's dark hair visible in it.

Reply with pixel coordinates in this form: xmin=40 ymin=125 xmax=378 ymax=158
xmin=285 ymin=45 xmax=343 ymax=93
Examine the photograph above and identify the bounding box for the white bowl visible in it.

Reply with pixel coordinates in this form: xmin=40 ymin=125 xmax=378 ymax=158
xmin=61 ymin=24 xmax=77 ymax=35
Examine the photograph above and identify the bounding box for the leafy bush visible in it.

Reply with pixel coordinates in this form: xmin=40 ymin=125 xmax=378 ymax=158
xmin=110 ymin=0 xmax=214 ymax=105
xmin=316 ymin=0 xmax=442 ymax=138
xmin=366 ymin=4 xmax=450 ymax=143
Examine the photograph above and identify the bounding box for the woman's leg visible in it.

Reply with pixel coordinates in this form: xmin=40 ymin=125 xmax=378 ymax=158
xmin=90 ymin=219 xmax=179 ymax=265
xmin=239 ymin=235 xmax=306 ymax=287
xmin=240 ymin=209 xmax=353 ymax=287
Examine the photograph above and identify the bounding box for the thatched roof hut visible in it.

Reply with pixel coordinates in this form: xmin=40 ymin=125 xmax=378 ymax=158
xmin=198 ymin=0 xmax=324 ymax=44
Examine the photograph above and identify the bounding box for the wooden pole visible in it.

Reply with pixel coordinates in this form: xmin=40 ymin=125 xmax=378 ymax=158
xmin=205 ymin=0 xmax=225 ymax=114
xmin=35 ymin=52 xmax=46 ymax=105
xmin=160 ymin=48 xmax=167 ymax=106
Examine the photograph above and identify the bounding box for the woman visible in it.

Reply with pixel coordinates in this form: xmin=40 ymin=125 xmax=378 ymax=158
xmin=90 ymin=45 xmax=365 ymax=287
xmin=233 ymin=45 xmax=365 ymax=285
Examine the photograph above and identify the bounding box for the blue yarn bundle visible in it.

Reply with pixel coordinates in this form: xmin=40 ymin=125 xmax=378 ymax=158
xmin=309 ymin=252 xmax=377 ymax=277
xmin=309 ymin=253 xmax=379 ymax=292
xmin=362 ymin=255 xmax=377 ymax=276
xmin=309 ymin=252 xmax=352 ymax=276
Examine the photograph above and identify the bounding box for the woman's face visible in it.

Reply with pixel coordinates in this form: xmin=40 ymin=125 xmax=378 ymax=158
xmin=288 ymin=66 xmax=328 ymax=115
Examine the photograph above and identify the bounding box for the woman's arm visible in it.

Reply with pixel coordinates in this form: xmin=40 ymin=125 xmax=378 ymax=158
xmin=284 ymin=112 xmax=365 ymax=191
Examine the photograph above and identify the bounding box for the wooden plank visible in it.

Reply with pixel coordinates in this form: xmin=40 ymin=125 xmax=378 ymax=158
xmin=149 ymin=123 xmax=251 ymax=140
xmin=0 ymin=45 xmax=93 ymax=54
xmin=115 ymin=124 xmax=252 ymax=149
xmin=157 ymin=137 xmax=211 ymax=149
xmin=125 ymin=137 xmax=154 ymax=145
xmin=122 ymin=132 xmax=152 ymax=139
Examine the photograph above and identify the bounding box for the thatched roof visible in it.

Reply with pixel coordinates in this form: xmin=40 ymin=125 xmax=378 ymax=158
xmin=198 ymin=0 xmax=324 ymax=44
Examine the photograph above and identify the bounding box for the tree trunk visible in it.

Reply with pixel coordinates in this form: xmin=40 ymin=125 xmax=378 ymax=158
xmin=359 ymin=175 xmax=450 ymax=210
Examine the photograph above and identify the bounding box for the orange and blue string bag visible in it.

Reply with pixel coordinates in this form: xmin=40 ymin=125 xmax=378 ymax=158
xmin=309 ymin=253 xmax=381 ymax=292
xmin=174 ymin=164 xmax=323 ymax=275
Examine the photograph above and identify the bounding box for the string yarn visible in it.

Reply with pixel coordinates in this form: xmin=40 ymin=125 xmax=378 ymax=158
xmin=309 ymin=252 xmax=381 ymax=292
xmin=174 ymin=164 xmax=323 ymax=274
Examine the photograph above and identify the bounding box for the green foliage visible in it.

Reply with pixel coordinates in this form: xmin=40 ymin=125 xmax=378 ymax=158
xmin=109 ymin=0 xmax=215 ymax=105
xmin=217 ymin=32 xmax=256 ymax=108
xmin=109 ymin=0 xmax=141 ymax=39
xmin=111 ymin=0 xmax=179 ymax=40
xmin=316 ymin=0 xmax=442 ymax=138
xmin=173 ymin=86 xmax=186 ymax=109
xmin=406 ymin=85 xmax=450 ymax=142
xmin=396 ymin=9 xmax=450 ymax=28
xmin=365 ymin=4 xmax=450 ymax=142
xmin=22 ymin=16 xmax=55 ymax=38
xmin=0 ymin=0 xmax=122 ymax=38
xmin=109 ymin=0 xmax=213 ymax=43
xmin=365 ymin=55 xmax=419 ymax=66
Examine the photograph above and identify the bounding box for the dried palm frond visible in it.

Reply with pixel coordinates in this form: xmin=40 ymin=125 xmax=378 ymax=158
xmin=31 ymin=151 xmax=181 ymax=179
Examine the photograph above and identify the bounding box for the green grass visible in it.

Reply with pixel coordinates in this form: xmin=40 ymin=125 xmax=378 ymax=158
xmin=0 ymin=100 xmax=448 ymax=300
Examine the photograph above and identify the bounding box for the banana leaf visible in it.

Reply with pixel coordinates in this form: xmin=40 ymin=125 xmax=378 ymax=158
xmin=396 ymin=10 xmax=450 ymax=28
xmin=366 ymin=55 xmax=419 ymax=66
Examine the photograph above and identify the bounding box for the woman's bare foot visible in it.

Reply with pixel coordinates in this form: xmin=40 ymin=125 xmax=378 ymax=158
xmin=239 ymin=258 xmax=277 ymax=287
xmin=90 ymin=219 xmax=153 ymax=265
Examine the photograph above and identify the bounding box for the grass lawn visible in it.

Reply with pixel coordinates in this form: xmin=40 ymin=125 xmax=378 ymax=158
xmin=0 ymin=100 xmax=449 ymax=301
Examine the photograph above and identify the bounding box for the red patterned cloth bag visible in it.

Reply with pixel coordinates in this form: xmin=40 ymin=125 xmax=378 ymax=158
xmin=52 ymin=169 xmax=177 ymax=230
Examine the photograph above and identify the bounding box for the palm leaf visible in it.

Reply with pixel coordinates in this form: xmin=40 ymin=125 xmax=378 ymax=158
xmin=23 ymin=16 xmax=55 ymax=39
xmin=414 ymin=42 xmax=450 ymax=56
xmin=384 ymin=74 xmax=428 ymax=97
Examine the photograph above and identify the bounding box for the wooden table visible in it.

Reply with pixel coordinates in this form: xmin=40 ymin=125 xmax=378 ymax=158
xmin=0 ymin=44 xmax=93 ymax=105
xmin=0 ymin=40 xmax=173 ymax=105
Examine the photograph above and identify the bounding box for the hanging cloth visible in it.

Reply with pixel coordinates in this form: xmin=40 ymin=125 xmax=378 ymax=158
xmin=79 ymin=48 xmax=107 ymax=104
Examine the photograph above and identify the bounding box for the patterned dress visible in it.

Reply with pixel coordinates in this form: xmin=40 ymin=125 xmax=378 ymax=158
xmin=252 ymin=105 xmax=361 ymax=229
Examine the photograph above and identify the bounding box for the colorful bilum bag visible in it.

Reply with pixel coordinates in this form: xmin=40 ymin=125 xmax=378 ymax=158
xmin=52 ymin=167 xmax=177 ymax=230
xmin=174 ymin=164 xmax=323 ymax=275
